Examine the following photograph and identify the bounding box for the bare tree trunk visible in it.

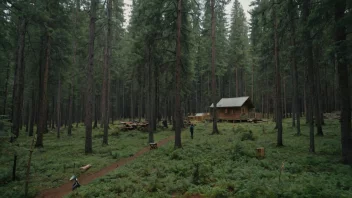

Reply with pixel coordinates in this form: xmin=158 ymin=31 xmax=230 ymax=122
xmin=64 ymin=102 xmax=67 ymax=128
xmin=304 ymin=70 xmax=308 ymax=123
xmin=57 ymin=75 xmax=61 ymax=138
xmin=122 ymin=81 xmax=125 ymax=118
xmin=116 ymin=80 xmax=120 ymax=121
xmin=85 ymin=0 xmax=97 ymax=153
xmin=174 ymin=0 xmax=182 ymax=148
xmin=235 ymin=67 xmax=238 ymax=97
xmin=102 ymin=0 xmax=112 ymax=145
xmin=130 ymin=84 xmax=134 ymax=121
xmin=303 ymin=0 xmax=315 ymax=153
xmin=289 ymin=0 xmax=300 ymax=134
xmin=155 ymin=63 xmax=160 ymax=125
xmin=25 ymin=102 xmax=29 ymax=132
xmin=334 ymin=56 xmax=339 ymax=111
xmin=314 ymin=46 xmax=323 ymax=136
xmin=50 ymin=96 xmax=54 ymax=129
xmin=211 ymin=0 xmax=219 ymax=134
xmin=138 ymin=83 xmax=142 ymax=122
xmin=68 ymin=1 xmax=77 ymax=135
xmin=12 ymin=17 xmax=27 ymax=139
xmin=29 ymin=89 xmax=35 ymax=137
xmin=68 ymin=84 xmax=73 ymax=135
xmin=147 ymin=43 xmax=155 ymax=142
xmin=93 ymin=95 xmax=98 ymax=128
xmin=335 ymin=0 xmax=352 ymax=164
xmin=251 ymin=64 xmax=254 ymax=100
xmin=3 ymin=60 xmax=10 ymax=115
xmin=273 ymin=1 xmax=283 ymax=146
xmin=36 ymin=33 xmax=51 ymax=148
xmin=266 ymin=73 xmax=269 ymax=118
xmin=108 ymin=66 xmax=111 ymax=125
xmin=283 ymin=77 xmax=287 ymax=118
xmin=76 ymin=94 xmax=80 ymax=127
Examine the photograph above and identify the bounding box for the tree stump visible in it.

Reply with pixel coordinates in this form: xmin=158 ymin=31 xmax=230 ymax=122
xmin=256 ymin=147 xmax=265 ymax=158
xmin=149 ymin=143 xmax=158 ymax=150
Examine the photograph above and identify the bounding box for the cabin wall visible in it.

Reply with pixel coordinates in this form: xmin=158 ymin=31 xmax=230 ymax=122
xmin=211 ymin=106 xmax=249 ymax=120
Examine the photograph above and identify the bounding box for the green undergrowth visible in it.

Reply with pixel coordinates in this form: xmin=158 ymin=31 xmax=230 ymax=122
xmin=0 ymin=123 xmax=171 ymax=198
xmin=67 ymin=120 xmax=352 ymax=198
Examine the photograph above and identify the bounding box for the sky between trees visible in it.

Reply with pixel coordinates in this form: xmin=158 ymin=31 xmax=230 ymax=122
xmin=123 ymin=0 xmax=252 ymax=26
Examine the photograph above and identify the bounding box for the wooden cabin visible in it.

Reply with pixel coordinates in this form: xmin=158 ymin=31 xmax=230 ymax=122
xmin=210 ymin=97 xmax=255 ymax=121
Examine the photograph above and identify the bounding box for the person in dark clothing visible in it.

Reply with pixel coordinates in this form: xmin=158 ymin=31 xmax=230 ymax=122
xmin=70 ymin=175 xmax=80 ymax=190
xmin=190 ymin=124 xmax=194 ymax=139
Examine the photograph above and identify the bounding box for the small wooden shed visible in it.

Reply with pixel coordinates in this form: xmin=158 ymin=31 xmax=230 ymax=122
xmin=210 ymin=97 xmax=255 ymax=121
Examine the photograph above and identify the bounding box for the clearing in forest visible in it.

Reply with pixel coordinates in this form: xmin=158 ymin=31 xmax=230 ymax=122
xmin=0 ymin=124 xmax=171 ymax=197
xmin=68 ymin=120 xmax=352 ymax=198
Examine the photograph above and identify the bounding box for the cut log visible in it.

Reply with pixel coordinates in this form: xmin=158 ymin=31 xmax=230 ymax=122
xmin=80 ymin=164 xmax=92 ymax=171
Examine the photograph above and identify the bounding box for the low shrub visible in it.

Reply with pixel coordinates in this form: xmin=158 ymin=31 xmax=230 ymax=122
xmin=241 ymin=130 xmax=255 ymax=141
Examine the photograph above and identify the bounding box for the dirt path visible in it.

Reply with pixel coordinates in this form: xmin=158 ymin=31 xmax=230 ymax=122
xmin=37 ymin=135 xmax=174 ymax=198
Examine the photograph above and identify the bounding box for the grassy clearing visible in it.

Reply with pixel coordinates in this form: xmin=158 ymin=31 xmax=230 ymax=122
xmin=67 ymin=120 xmax=352 ymax=198
xmin=0 ymin=123 xmax=172 ymax=198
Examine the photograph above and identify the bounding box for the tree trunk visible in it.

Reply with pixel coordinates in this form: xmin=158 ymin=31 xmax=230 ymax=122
xmin=251 ymin=64 xmax=254 ymax=101
xmin=116 ymin=80 xmax=120 ymax=121
xmin=85 ymin=0 xmax=97 ymax=153
xmin=57 ymin=75 xmax=61 ymax=139
xmin=283 ymin=77 xmax=287 ymax=118
xmin=211 ymin=0 xmax=219 ymax=134
xmin=12 ymin=17 xmax=27 ymax=139
xmin=304 ymin=70 xmax=308 ymax=123
xmin=68 ymin=2 xmax=77 ymax=135
xmin=334 ymin=56 xmax=339 ymax=111
xmin=25 ymin=102 xmax=29 ymax=132
xmin=122 ymin=81 xmax=125 ymax=118
xmin=235 ymin=67 xmax=238 ymax=97
xmin=64 ymin=102 xmax=67 ymax=128
xmin=68 ymin=84 xmax=73 ymax=135
xmin=303 ymin=0 xmax=315 ymax=153
xmin=36 ymin=33 xmax=51 ymax=148
xmin=93 ymin=95 xmax=98 ymax=128
xmin=130 ymin=84 xmax=134 ymax=121
xmin=29 ymin=89 xmax=35 ymax=137
xmin=174 ymin=0 xmax=182 ymax=148
xmin=155 ymin=63 xmax=160 ymax=126
xmin=138 ymin=82 xmax=142 ymax=122
xmin=75 ymin=94 xmax=79 ymax=127
xmin=3 ymin=60 xmax=10 ymax=115
xmin=289 ymin=0 xmax=300 ymax=134
xmin=102 ymin=0 xmax=112 ymax=145
xmin=314 ymin=46 xmax=323 ymax=136
xmin=335 ymin=0 xmax=352 ymax=164
xmin=51 ymin=96 xmax=54 ymax=129
xmin=273 ymin=1 xmax=283 ymax=146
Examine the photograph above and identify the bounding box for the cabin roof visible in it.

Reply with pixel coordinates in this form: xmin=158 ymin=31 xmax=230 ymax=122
xmin=209 ymin=96 xmax=253 ymax=108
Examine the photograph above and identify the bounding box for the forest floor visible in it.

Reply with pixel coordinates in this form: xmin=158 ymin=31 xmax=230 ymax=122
xmin=1 ymin=119 xmax=352 ymax=198
xmin=66 ymin=119 xmax=352 ymax=198
xmin=0 ymin=123 xmax=172 ymax=198
xmin=38 ymin=135 xmax=175 ymax=198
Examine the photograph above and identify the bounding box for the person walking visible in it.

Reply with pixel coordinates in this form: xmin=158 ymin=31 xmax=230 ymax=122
xmin=190 ymin=124 xmax=194 ymax=139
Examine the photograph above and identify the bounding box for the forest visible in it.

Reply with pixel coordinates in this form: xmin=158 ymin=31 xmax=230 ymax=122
xmin=0 ymin=0 xmax=352 ymax=197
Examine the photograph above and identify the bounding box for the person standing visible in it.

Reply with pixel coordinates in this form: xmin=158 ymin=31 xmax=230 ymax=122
xmin=190 ymin=124 xmax=194 ymax=139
